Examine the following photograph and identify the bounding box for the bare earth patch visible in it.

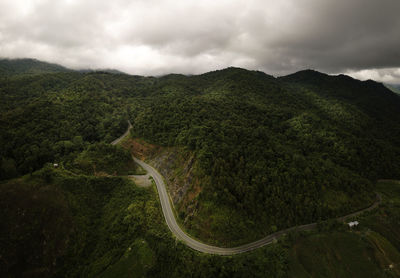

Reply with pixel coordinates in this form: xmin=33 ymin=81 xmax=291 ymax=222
xmin=121 ymin=138 xmax=160 ymax=159
xmin=128 ymin=174 xmax=152 ymax=187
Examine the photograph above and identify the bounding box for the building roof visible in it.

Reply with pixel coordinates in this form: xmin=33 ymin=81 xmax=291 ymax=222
xmin=348 ymin=221 xmax=359 ymax=227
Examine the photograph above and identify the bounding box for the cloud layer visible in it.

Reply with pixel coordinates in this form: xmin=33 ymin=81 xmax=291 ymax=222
xmin=1 ymin=0 xmax=399 ymax=82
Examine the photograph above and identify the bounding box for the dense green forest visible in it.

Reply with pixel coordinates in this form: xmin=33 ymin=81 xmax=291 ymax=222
xmin=71 ymin=143 xmax=139 ymax=176
xmin=0 ymin=67 xmax=132 ymax=179
xmin=1 ymin=59 xmax=400 ymax=277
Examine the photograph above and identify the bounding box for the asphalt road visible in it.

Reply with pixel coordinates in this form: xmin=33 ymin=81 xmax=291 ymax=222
xmin=113 ymin=122 xmax=381 ymax=255
xmin=111 ymin=121 xmax=132 ymax=146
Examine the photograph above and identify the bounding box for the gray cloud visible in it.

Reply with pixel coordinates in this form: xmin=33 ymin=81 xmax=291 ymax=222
xmin=0 ymin=0 xmax=399 ymax=82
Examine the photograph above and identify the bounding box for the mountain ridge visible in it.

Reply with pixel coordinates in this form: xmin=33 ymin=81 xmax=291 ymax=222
xmin=0 ymin=58 xmax=72 ymax=76
xmin=2 ymin=58 xmax=391 ymax=89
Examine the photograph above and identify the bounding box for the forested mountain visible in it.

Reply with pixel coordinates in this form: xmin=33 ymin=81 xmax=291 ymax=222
xmin=78 ymin=68 xmax=128 ymax=75
xmin=0 ymin=71 xmax=130 ymax=179
xmin=1 ymin=59 xmax=400 ymax=277
xmin=0 ymin=58 xmax=71 ymax=76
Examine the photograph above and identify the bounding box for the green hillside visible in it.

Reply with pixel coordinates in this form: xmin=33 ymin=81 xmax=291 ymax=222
xmin=0 ymin=71 xmax=130 ymax=180
xmin=0 ymin=58 xmax=71 ymax=76
xmin=72 ymin=142 xmax=141 ymax=176
xmin=1 ymin=59 xmax=400 ymax=277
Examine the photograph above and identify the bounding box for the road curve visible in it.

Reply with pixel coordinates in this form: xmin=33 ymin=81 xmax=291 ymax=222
xmin=111 ymin=121 xmax=133 ymax=145
xmin=113 ymin=122 xmax=381 ymax=255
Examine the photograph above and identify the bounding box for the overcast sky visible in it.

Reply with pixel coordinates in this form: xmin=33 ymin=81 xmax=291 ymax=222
xmin=1 ymin=0 xmax=399 ymax=83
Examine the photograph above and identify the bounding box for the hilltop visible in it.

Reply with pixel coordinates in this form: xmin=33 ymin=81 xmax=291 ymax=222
xmin=0 ymin=58 xmax=127 ymax=77
xmin=0 ymin=58 xmax=71 ymax=76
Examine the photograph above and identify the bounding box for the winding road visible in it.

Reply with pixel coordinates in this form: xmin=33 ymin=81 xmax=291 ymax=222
xmin=113 ymin=122 xmax=381 ymax=255
xmin=111 ymin=121 xmax=133 ymax=145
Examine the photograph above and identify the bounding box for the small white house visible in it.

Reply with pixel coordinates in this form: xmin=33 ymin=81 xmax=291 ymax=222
xmin=348 ymin=221 xmax=359 ymax=228
xmin=53 ymin=163 xmax=59 ymax=168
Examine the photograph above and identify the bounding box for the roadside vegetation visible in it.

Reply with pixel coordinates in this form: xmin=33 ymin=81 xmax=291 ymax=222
xmin=71 ymin=142 xmax=141 ymax=176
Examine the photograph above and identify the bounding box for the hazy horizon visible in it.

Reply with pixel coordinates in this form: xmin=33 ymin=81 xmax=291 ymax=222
xmin=1 ymin=0 xmax=400 ymax=83
xmin=4 ymin=56 xmax=400 ymax=86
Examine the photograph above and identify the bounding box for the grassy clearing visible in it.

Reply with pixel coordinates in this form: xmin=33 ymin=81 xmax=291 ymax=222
xmin=133 ymin=163 xmax=147 ymax=175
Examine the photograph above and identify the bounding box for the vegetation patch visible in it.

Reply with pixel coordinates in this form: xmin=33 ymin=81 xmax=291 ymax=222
xmin=128 ymin=174 xmax=152 ymax=187
xmin=72 ymin=142 xmax=141 ymax=176
xmin=99 ymin=239 xmax=155 ymax=278
xmin=121 ymin=137 xmax=161 ymax=160
xmin=0 ymin=177 xmax=72 ymax=277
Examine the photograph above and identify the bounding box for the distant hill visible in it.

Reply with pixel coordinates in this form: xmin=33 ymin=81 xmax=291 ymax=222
xmin=78 ymin=68 xmax=128 ymax=75
xmin=279 ymin=70 xmax=400 ymax=121
xmin=385 ymin=83 xmax=400 ymax=94
xmin=0 ymin=58 xmax=72 ymax=76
